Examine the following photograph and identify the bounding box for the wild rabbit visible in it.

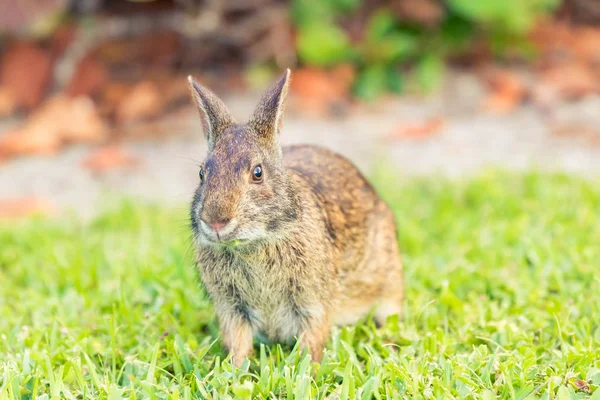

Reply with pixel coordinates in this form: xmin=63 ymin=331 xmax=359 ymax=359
xmin=188 ymin=69 xmax=403 ymax=366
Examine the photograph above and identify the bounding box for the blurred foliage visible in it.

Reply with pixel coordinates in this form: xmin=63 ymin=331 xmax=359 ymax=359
xmin=291 ymin=0 xmax=560 ymax=99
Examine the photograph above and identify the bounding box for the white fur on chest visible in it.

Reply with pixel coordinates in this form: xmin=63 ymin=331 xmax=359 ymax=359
xmin=200 ymin=242 xmax=326 ymax=342
xmin=227 ymin=256 xmax=304 ymax=341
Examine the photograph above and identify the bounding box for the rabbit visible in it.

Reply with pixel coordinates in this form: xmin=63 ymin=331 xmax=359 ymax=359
xmin=188 ymin=69 xmax=403 ymax=367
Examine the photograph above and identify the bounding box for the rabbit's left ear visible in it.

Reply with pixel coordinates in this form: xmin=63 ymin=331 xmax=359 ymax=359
xmin=248 ymin=69 xmax=291 ymax=143
xmin=188 ymin=76 xmax=235 ymax=148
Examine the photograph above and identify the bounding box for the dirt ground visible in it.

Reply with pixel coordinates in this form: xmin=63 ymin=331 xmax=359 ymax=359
xmin=1 ymin=71 xmax=600 ymax=218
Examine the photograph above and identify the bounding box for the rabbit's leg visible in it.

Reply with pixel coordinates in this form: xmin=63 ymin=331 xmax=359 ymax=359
xmin=374 ymin=294 xmax=403 ymax=328
xmin=220 ymin=314 xmax=254 ymax=367
xmin=299 ymin=316 xmax=330 ymax=363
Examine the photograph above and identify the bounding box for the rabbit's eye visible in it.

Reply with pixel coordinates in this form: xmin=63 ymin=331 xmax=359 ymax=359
xmin=199 ymin=168 xmax=205 ymax=182
xmin=251 ymin=165 xmax=263 ymax=183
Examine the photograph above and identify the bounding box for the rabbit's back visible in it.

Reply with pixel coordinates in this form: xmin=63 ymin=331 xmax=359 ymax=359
xmin=284 ymin=144 xmax=383 ymax=250
xmin=284 ymin=144 xmax=403 ymax=325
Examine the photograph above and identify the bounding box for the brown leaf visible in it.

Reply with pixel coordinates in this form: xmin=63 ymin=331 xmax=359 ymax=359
xmin=483 ymin=69 xmax=527 ymax=114
xmin=0 ymin=41 xmax=53 ymax=110
xmin=530 ymin=81 xmax=561 ymax=109
xmin=532 ymin=20 xmax=600 ymax=65
xmin=541 ymin=63 xmax=598 ymax=99
xmin=0 ymin=128 xmax=61 ymax=156
xmin=0 ymin=198 xmax=54 ymax=219
xmin=572 ymin=27 xmax=600 ymax=65
xmin=290 ymin=66 xmax=354 ymax=115
xmin=0 ymin=95 xmax=106 ymax=158
xmin=97 ymin=82 xmax=131 ymax=117
xmin=26 ymin=95 xmax=107 ymax=143
xmin=530 ymin=19 xmax=574 ymax=62
xmin=389 ymin=0 xmax=444 ymax=27
xmin=116 ymin=81 xmax=163 ymax=123
xmin=572 ymin=379 xmax=590 ymax=394
xmin=551 ymin=123 xmax=600 ymax=146
xmin=67 ymin=55 xmax=108 ymax=98
xmin=388 ymin=117 xmax=445 ymax=140
xmin=82 ymin=145 xmax=140 ymax=173
xmin=330 ymin=64 xmax=356 ymax=91
xmin=0 ymin=87 xmax=17 ymax=117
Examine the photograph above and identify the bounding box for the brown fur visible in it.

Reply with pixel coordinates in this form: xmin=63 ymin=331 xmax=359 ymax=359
xmin=188 ymin=70 xmax=403 ymax=366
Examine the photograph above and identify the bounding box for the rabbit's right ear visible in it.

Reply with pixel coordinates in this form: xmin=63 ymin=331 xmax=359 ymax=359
xmin=188 ymin=76 xmax=235 ymax=147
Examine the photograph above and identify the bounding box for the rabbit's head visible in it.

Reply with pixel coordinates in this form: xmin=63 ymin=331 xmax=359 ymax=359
xmin=189 ymin=70 xmax=298 ymax=247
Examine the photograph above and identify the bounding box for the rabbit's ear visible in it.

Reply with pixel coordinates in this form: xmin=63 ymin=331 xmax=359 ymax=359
xmin=249 ymin=69 xmax=290 ymax=143
xmin=188 ymin=76 xmax=235 ymax=146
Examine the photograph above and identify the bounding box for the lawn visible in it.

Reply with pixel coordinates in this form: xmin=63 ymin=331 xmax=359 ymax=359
xmin=1 ymin=172 xmax=599 ymax=399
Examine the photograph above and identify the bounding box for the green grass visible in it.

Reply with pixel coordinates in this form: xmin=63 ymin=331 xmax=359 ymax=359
xmin=1 ymin=172 xmax=600 ymax=399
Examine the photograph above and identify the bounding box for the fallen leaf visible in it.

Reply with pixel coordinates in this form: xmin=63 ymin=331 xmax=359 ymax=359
xmin=530 ymin=81 xmax=561 ymax=109
xmin=97 ymin=82 xmax=131 ymax=117
xmin=530 ymin=19 xmax=574 ymax=62
xmin=530 ymin=20 xmax=600 ymax=103
xmin=541 ymin=63 xmax=599 ymax=99
xmin=572 ymin=379 xmax=591 ymax=394
xmin=483 ymin=69 xmax=527 ymax=114
xmin=0 ymin=95 xmax=106 ymax=158
xmin=290 ymin=66 xmax=353 ymax=115
xmin=551 ymin=123 xmax=600 ymax=146
xmin=389 ymin=0 xmax=444 ymax=27
xmin=0 ymin=198 xmax=54 ymax=219
xmin=0 ymin=41 xmax=53 ymax=109
xmin=117 ymin=107 xmax=195 ymax=140
xmin=0 ymin=87 xmax=17 ymax=117
xmin=82 ymin=145 xmax=140 ymax=173
xmin=0 ymin=128 xmax=61 ymax=156
xmin=330 ymin=64 xmax=356 ymax=90
xmin=25 ymin=95 xmax=106 ymax=143
xmin=572 ymin=27 xmax=600 ymax=65
xmin=116 ymin=81 xmax=163 ymax=123
xmin=387 ymin=117 xmax=445 ymax=140
xmin=67 ymin=55 xmax=108 ymax=97
xmin=151 ymin=73 xmax=193 ymax=111
xmin=532 ymin=20 xmax=600 ymax=65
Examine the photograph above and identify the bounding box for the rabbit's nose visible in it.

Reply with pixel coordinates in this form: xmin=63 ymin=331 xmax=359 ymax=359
xmin=209 ymin=219 xmax=230 ymax=232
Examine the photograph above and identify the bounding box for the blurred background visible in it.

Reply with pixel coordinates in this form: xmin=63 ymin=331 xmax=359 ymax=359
xmin=0 ymin=0 xmax=599 ymax=218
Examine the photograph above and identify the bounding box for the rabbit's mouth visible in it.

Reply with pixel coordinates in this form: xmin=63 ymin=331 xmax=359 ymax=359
xmin=200 ymin=236 xmax=251 ymax=249
xmin=198 ymin=218 xmax=238 ymax=241
xmin=217 ymin=238 xmax=250 ymax=248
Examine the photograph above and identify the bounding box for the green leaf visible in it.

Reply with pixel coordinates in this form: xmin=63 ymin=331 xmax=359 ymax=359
xmin=415 ymin=54 xmax=444 ymax=93
xmin=232 ymin=381 xmax=253 ymax=400
xmin=296 ymin=22 xmax=351 ymax=66
xmin=291 ymin=0 xmax=336 ymax=26
xmin=294 ymin=376 xmax=311 ymax=399
xmin=448 ymin=0 xmax=514 ymax=23
xmin=363 ymin=10 xmax=416 ymax=64
xmin=593 ymin=326 xmax=600 ymax=345
xmin=331 ymin=0 xmax=361 ymax=13
xmin=386 ymin=68 xmax=403 ymax=94
xmin=360 ymin=377 xmax=379 ymax=400
xmin=440 ymin=15 xmax=475 ymax=52
xmin=353 ymin=65 xmax=388 ymax=101
xmin=556 ymin=385 xmax=570 ymax=400
xmin=340 ymin=361 xmax=354 ymax=400
xmin=446 ymin=0 xmax=553 ymax=34
xmin=366 ymin=10 xmax=397 ymax=41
